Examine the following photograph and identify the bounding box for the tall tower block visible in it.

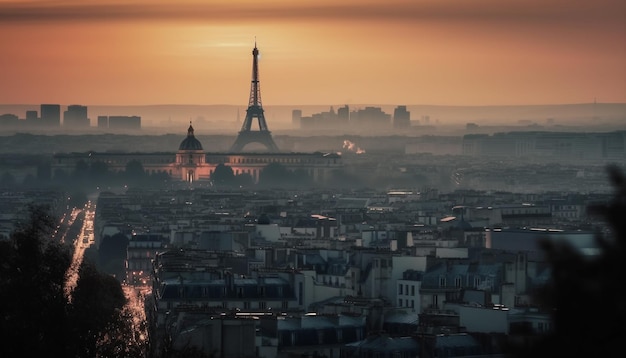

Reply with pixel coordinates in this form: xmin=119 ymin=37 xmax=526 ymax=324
xmin=230 ymin=42 xmax=280 ymax=152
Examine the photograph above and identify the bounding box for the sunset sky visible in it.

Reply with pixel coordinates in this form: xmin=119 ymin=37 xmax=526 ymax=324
xmin=1 ymin=0 xmax=624 ymax=106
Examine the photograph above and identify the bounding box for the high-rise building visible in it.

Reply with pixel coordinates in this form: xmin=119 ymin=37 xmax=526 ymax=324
xmin=97 ymin=115 xmax=108 ymax=128
xmin=108 ymin=115 xmax=141 ymax=130
xmin=350 ymin=106 xmax=391 ymax=128
xmin=63 ymin=105 xmax=89 ymax=128
xmin=393 ymin=105 xmax=410 ymax=128
xmin=0 ymin=114 xmax=19 ymax=127
xmin=337 ymin=105 xmax=350 ymax=125
xmin=292 ymin=109 xmax=302 ymax=128
xmin=40 ymin=104 xmax=60 ymax=127
xmin=25 ymin=110 xmax=38 ymax=126
xmin=25 ymin=110 xmax=38 ymax=121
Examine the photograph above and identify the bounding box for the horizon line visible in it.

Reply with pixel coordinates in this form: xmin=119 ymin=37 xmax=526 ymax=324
xmin=2 ymin=102 xmax=625 ymax=108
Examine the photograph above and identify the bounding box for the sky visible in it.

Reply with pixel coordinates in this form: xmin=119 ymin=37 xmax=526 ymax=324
xmin=0 ymin=0 xmax=624 ymax=107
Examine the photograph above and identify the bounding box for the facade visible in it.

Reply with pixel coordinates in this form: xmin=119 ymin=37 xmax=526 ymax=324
xmin=485 ymin=227 xmax=597 ymax=256
xmin=393 ymin=105 xmax=411 ymax=128
xmin=462 ymin=131 xmax=626 ymax=162
xmin=40 ymin=104 xmax=61 ymax=127
xmin=291 ymin=109 xmax=302 ymax=128
xmin=126 ymin=233 xmax=167 ymax=285
xmin=25 ymin=110 xmax=37 ymax=121
xmin=108 ymin=115 xmax=141 ymax=130
xmin=97 ymin=115 xmax=108 ymax=128
xmin=397 ymin=269 xmax=422 ymax=311
xmin=276 ymin=315 xmax=367 ymax=357
xmin=63 ymin=104 xmax=89 ymax=128
xmin=350 ymin=106 xmax=391 ymax=128
xmin=51 ymin=123 xmax=342 ymax=183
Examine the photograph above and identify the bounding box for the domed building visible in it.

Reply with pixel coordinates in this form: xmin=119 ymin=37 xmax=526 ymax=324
xmin=51 ymin=123 xmax=342 ymax=185
xmin=178 ymin=123 xmax=204 ymax=151
xmin=175 ymin=123 xmax=210 ymax=182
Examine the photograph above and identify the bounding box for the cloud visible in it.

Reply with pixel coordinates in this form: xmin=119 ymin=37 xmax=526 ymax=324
xmin=0 ymin=0 xmax=623 ymax=25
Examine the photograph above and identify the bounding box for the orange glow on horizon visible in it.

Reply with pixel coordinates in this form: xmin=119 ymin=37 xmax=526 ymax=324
xmin=0 ymin=0 xmax=624 ymax=107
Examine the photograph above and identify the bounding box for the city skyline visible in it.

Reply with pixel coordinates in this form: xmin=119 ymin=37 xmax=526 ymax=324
xmin=0 ymin=0 xmax=625 ymax=107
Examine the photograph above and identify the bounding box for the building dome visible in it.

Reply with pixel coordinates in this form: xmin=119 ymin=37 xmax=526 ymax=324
xmin=179 ymin=123 xmax=203 ymax=151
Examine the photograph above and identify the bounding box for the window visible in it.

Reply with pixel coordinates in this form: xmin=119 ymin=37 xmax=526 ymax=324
xmin=439 ymin=277 xmax=446 ymax=287
xmin=282 ymin=301 xmax=289 ymax=309
xmin=244 ymin=302 xmax=250 ymax=309
xmin=474 ymin=277 xmax=481 ymax=288
xmin=455 ymin=277 xmax=462 ymax=288
xmin=398 ymin=299 xmax=402 ymax=307
xmin=411 ymin=285 xmax=415 ymax=296
xmin=259 ymin=301 xmax=267 ymax=310
xmin=398 ymin=284 xmax=403 ymax=295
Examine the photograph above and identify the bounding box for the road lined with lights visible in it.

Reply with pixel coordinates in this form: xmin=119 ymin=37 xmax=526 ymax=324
xmin=64 ymin=200 xmax=95 ymax=302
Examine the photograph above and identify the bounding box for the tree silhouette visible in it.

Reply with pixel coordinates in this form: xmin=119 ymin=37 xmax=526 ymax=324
xmin=21 ymin=173 xmax=37 ymax=187
xmin=211 ymin=163 xmax=235 ymax=186
xmin=90 ymin=160 xmax=110 ymax=186
xmin=326 ymin=168 xmax=364 ymax=189
xmin=258 ymin=162 xmax=294 ymax=187
xmin=37 ymin=160 xmax=52 ymax=182
xmin=512 ymin=164 xmax=626 ymax=357
xmin=74 ymin=159 xmax=89 ymax=181
xmin=125 ymin=160 xmax=146 ymax=184
xmin=292 ymin=168 xmax=313 ymax=187
xmin=234 ymin=172 xmax=255 ymax=187
xmin=0 ymin=204 xmax=142 ymax=357
xmin=149 ymin=170 xmax=172 ymax=187
xmin=98 ymin=232 xmax=129 ymax=279
xmin=67 ymin=261 xmax=128 ymax=356
xmin=53 ymin=167 xmax=69 ymax=185
xmin=0 ymin=204 xmax=72 ymax=356
xmin=0 ymin=171 xmax=16 ymax=187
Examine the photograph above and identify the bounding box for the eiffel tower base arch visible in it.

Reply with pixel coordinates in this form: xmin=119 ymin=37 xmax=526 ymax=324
xmin=230 ymin=130 xmax=280 ymax=152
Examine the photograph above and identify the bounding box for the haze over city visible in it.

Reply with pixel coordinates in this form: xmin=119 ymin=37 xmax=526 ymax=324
xmin=1 ymin=0 xmax=625 ymax=109
xmin=2 ymin=2 xmax=626 ymax=357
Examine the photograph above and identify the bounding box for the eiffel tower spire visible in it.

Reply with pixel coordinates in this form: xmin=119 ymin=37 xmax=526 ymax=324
xmin=230 ymin=41 xmax=280 ymax=152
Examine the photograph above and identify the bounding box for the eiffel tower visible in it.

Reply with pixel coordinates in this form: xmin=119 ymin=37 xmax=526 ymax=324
xmin=230 ymin=42 xmax=280 ymax=152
